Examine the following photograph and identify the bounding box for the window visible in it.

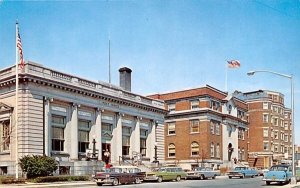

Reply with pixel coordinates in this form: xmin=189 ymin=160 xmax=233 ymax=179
xmin=78 ymin=120 xmax=91 ymax=153
xmin=211 ymin=100 xmax=220 ymax=111
xmin=215 ymin=123 xmax=220 ymax=135
xmin=191 ymin=100 xmax=199 ymax=109
xmin=216 ymin=144 xmax=220 ymax=158
xmin=273 ymin=118 xmax=278 ymax=126
xmin=263 ymin=142 xmax=269 ymax=151
xmin=238 ymin=148 xmax=241 ymax=161
xmin=238 ymin=128 xmax=245 ymax=140
xmin=168 ymin=104 xmax=175 ymax=112
xmin=284 ymin=122 xmax=288 ymax=130
xmin=102 ymin=123 xmax=112 ymax=132
xmin=228 ymin=105 xmax=232 ymax=114
xmin=263 ymin=102 xmax=269 ymax=109
xmin=210 ymin=143 xmax=214 ymax=157
xmin=78 ymin=130 xmax=89 ymax=153
xmin=241 ymin=148 xmax=245 ymax=160
xmin=274 ymin=131 xmax=278 ymax=139
xmin=191 ymin=142 xmax=199 ymax=156
xmin=263 ymin=114 xmax=268 ymax=123
xmin=168 ymin=122 xmax=176 ymax=135
xmin=168 ymin=144 xmax=175 ymax=157
xmin=210 ymin=121 xmax=214 ymax=134
xmin=190 ymin=120 xmax=199 ymax=133
xmin=284 ymin=134 xmax=288 ymax=142
xmin=0 ymin=120 xmax=10 ymax=152
xmin=122 ymin=127 xmax=131 ymax=156
xmin=238 ymin=110 xmax=245 ymax=119
xmin=51 ymin=115 xmax=65 ymax=151
xmin=263 ymin=128 xmax=268 ymax=137
xmin=0 ymin=167 xmax=7 ymax=175
xmin=140 ymin=138 xmax=146 ymax=156
xmin=274 ymin=145 xmax=278 ymax=152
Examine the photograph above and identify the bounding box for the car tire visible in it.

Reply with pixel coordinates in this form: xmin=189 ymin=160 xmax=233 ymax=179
xmin=176 ymin=176 xmax=181 ymax=182
xmin=112 ymin=178 xmax=119 ymax=186
xmin=266 ymin=181 xmax=270 ymax=185
xmin=240 ymin=174 xmax=245 ymax=179
xmin=157 ymin=176 xmax=163 ymax=183
xmin=135 ymin=177 xmax=141 ymax=184
xmin=96 ymin=183 xmax=103 ymax=186
xmin=212 ymin=175 xmax=216 ymax=179
xmin=229 ymin=176 xmax=232 ymax=179
xmin=199 ymin=174 xmax=204 ymax=180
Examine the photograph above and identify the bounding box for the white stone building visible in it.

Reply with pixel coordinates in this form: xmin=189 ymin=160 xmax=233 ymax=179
xmin=0 ymin=62 xmax=165 ymax=176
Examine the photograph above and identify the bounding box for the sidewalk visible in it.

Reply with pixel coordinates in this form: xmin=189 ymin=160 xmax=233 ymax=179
xmin=0 ymin=181 xmax=95 ymax=188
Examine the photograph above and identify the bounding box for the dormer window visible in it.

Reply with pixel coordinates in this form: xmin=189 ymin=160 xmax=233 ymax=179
xmin=210 ymin=100 xmax=220 ymax=111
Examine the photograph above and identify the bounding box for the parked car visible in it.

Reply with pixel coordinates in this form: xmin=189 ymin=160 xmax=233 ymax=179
xmin=187 ymin=167 xmax=219 ymax=180
xmin=228 ymin=166 xmax=258 ymax=179
xmin=263 ymin=164 xmax=292 ymax=185
xmin=144 ymin=167 xmax=187 ymax=182
xmin=93 ymin=166 xmax=145 ymax=186
xmin=296 ymin=167 xmax=300 ymax=182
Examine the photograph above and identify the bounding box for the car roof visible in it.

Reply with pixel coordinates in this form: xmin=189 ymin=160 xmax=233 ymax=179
xmin=271 ymin=165 xmax=290 ymax=167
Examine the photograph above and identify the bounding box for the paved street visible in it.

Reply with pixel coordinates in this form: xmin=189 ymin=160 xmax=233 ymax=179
xmin=1 ymin=176 xmax=300 ymax=188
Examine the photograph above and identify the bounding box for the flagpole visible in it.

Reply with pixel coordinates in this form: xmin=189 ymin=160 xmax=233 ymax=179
xmin=225 ymin=61 xmax=228 ymax=92
xmin=109 ymin=39 xmax=111 ymax=84
xmin=15 ymin=21 xmax=19 ymax=179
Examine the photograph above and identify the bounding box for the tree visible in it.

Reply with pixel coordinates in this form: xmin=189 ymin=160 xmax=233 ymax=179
xmin=19 ymin=155 xmax=58 ymax=178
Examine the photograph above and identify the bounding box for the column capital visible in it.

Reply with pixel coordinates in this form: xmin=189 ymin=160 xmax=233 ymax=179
xmin=44 ymin=97 xmax=54 ymax=102
xmin=96 ymin=107 xmax=104 ymax=113
xmin=116 ymin=112 xmax=125 ymax=117
xmin=72 ymin=103 xmax=81 ymax=108
xmin=135 ymin=116 xmax=143 ymax=121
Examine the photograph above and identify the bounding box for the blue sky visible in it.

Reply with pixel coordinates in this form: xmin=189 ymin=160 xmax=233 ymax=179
xmin=0 ymin=0 xmax=300 ymax=144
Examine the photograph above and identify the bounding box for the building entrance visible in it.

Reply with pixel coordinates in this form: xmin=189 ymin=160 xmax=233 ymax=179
xmin=102 ymin=143 xmax=111 ymax=164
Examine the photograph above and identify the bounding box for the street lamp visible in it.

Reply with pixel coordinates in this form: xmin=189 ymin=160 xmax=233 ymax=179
xmin=247 ymin=70 xmax=296 ymax=184
xmin=154 ymin=142 xmax=159 ymax=165
xmin=92 ymin=135 xmax=97 ymax=159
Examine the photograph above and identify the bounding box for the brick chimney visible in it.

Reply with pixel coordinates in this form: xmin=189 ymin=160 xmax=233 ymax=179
xmin=119 ymin=67 xmax=132 ymax=92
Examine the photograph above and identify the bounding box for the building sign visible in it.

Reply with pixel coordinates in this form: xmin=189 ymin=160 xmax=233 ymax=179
xmin=101 ymin=101 xmax=120 ymax=109
xmin=102 ymin=115 xmax=114 ymax=121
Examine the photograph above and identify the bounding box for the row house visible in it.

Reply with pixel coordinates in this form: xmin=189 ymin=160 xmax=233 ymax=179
xmin=233 ymin=90 xmax=292 ymax=169
xmin=148 ymin=85 xmax=249 ymax=170
xmin=0 ymin=62 xmax=165 ymax=176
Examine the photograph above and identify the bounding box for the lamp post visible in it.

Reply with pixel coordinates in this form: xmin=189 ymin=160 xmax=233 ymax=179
xmin=247 ymin=70 xmax=296 ymax=184
xmin=154 ymin=142 xmax=158 ymax=165
xmin=92 ymin=135 xmax=97 ymax=159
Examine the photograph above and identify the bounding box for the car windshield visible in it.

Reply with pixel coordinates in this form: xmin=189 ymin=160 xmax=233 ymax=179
xmin=195 ymin=167 xmax=205 ymax=171
xmin=235 ymin=167 xmax=246 ymax=170
xmin=158 ymin=168 xmax=166 ymax=172
xmin=108 ymin=168 xmax=121 ymax=173
xmin=270 ymin=166 xmax=288 ymax=171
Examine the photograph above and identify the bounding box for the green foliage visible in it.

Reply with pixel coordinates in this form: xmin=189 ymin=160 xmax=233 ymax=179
xmin=0 ymin=176 xmax=25 ymax=184
xmin=19 ymin=155 xmax=58 ymax=178
xmin=34 ymin=175 xmax=90 ymax=183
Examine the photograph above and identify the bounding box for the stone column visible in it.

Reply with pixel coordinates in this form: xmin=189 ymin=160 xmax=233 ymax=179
xmin=70 ymin=103 xmax=79 ymax=160
xmin=95 ymin=108 xmax=102 ymax=161
xmin=111 ymin=113 xmax=123 ymax=164
xmin=132 ymin=117 xmax=141 ymax=155
xmin=148 ymin=120 xmax=157 ymax=162
xmin=44 ymin=98 xmax=51 ymax=156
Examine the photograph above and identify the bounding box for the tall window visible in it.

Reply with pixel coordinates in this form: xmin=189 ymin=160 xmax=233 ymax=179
xmin=210 ymin=143 xmax=214 ymax=157
xmin=168 ymin=122 xmax=176 ymax=135
xmin=140 ymin=129 xmax=148 ymax=156
xmin=215 ymin=122 xmax=220 ymax=135
xmin=263 ymin=142 xmax=269 ymax=151
xmin=241 ymin=148 xmax=245 ymax=160
xmin=191 ymin=142 xmax=199 ymax=156
xmin=211 ymin=100 xmax=220 ymax=111
xmin=191 ymin=100 xmax=199 ymax=109
xmin=78 ymin=120 xmax=91 ymax=153
xmin=190 ymin=120 xmax=199 ymax=133
xmin=263 ymin=114 xmax=268 ymax=123
xmin=0 ymin=120 xmax=10 ymax=152
xmin=210 ymin=121 xmax=214 ymax=134
xmin=102 ymin=123 xmax=113 ymax=134
xmin=263 ymin=102 xmax=269 ymax=109
xmin=216 ymin=144 xmax=220 ymax=158
xmin=168 ymin=144 xmax=175 ymax=157
xmin=263 ymin=128 xmax=268 ymax=137
xmin=122 ymin=126 xmax=131 ymax=156
xmin=52 ymin=115 xmax=65 ymax=151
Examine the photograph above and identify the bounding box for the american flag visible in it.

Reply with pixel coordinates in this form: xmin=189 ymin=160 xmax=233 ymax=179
xmin=227 ymin=60 xmax=240 ymax=68
xmin=17 ymin=27 xmax=25 ymax=69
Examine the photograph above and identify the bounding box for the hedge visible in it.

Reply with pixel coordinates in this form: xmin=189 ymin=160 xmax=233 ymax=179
xmin=34 ymin=175 xmax=90 ymax=183
xmin=0 ymin=176 xmax=26 ymax=184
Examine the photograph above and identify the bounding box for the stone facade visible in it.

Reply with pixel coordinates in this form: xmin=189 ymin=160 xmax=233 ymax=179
xmin=148 ymin=85 xmax=249 ymax=170
xmin=0 ymin=62 xmax=165 ymax=176
xmin=234 ymin=90 xmax=292 ymax=169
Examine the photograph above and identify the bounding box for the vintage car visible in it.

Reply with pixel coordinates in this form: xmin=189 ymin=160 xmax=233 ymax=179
xmin=228 ymin=166 xmax=258 ymax=179
xmin=187 ymin=167 xmax=219 ymax=180
xmin=263 ymin=164 xmax=292 ymax=185
xmin=93 ymin=166 xmax=145 ymax=186
xmin=144 ymin=167 xmax=187 ymax=182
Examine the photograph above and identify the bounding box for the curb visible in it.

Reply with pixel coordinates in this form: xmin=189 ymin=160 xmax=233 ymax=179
xmin=0 ymin=181 xmax=95 ymax=188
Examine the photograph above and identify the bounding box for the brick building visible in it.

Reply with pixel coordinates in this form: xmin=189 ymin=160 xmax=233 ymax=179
xmin=234 ymin=90 xmax=292 ymax=169
xmin=149 ymin=85 xmax=249 ymax=170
